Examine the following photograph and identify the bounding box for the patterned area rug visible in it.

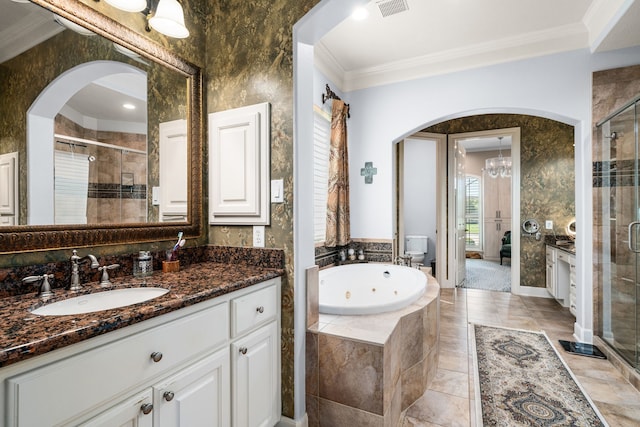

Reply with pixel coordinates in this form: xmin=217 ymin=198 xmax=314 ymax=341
xmin=463 ymin=259 xmax=511 ymax=292
xmin=472 ymin=325 xmax=608 ymax=426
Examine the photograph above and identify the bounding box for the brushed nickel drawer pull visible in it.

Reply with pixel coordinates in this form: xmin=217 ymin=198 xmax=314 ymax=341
xmin=141 ymin=403 xmax=153 ymax=415
xmin=164 ymin=391 xmax=175 ymax=402
xmin=150 ymin=352 xmax=163 ymax=363
xmin=256 ymin=306 xmax=265 ymax=314
xmin=239 ymin=347 xmax=248 ymax=355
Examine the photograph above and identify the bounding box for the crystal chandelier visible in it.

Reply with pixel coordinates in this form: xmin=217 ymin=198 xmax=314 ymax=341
xmin=485 ymin=137 xmax=511 ymax=178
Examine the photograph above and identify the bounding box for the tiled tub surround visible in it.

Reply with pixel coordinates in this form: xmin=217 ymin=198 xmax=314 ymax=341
xmin=306 ymin=274 xmax=439 ymax=427
xmin=0 ymin=247 xmax=284 ymax=368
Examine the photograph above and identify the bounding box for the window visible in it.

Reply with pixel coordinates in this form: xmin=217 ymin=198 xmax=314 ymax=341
xmin=313 ymin=106 xmax=331 ymax=243
xmin=465 ymin=175 xmax=481 ymax=250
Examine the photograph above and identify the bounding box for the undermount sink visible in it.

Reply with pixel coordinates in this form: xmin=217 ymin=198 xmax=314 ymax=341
xmin=30 ymin=287 xmax=169 ymax=316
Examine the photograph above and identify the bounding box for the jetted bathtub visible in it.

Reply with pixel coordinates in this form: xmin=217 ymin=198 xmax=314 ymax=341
xmin=318 ymin=263 xmax=426 ymax=315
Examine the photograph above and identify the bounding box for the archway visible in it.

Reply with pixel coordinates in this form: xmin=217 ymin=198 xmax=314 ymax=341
xmin=27 ymin=60 xmax=145 ymax=224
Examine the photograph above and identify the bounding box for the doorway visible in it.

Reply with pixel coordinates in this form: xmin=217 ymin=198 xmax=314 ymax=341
xmin=449 ymin=128 xmax=521 ymax=292
xmin=397 ymin=127 xmax=521 ymax=290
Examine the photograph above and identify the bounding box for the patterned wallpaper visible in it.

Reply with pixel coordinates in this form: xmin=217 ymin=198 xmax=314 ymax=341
xmin=424 ymin=114 xmax=575 ymax=288
xmin=205 ymin=0 xmax=320 ymax=417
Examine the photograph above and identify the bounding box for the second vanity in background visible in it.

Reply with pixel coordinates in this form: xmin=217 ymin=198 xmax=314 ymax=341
xmin=546 ymin=242 xmax=576 ymax=316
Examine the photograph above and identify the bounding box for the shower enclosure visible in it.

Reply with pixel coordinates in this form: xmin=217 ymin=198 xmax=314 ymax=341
xmin=596 ymin=96 xmax=640 ymax=370
xmin=54 ymin=137 xmax=148 ymax=225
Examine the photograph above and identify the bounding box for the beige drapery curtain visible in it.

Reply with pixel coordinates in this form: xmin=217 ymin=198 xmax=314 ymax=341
xmin=325 ymin=99 xmax=351 ymax=247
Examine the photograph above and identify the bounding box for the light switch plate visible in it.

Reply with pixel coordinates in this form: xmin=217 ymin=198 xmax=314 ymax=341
xmin=253 ymin=225 xmax=265 ymax=247
xmin=545 ymin=220 xmax=553 ymax=230
xmin=152 ymin=187 xmax=160 ymax=205
xmin=271 ymin=179 xmax=284 ymax=203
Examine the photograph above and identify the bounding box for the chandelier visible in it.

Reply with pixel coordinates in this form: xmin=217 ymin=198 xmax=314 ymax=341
xmin=485 ymin=137 xmax=511 ymax=178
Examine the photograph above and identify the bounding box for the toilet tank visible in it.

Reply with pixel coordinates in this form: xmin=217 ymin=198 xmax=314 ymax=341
xmin=405 ymin=235 xmax=428 ymax=253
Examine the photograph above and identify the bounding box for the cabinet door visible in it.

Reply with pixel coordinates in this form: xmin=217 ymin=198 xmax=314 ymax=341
xmin=483 ymin=220 xmax=502 ymax=259
xmin=80 ymin=390 xmax=153 ymax=427
xmin=154 ymin=349 xmax=230 ymax=427
xmin=483 ymin=174 xmax=499 ymax=218
xmin=159 ymin=119 xmax=188 ymax=221
xmin=498 ymin=176 xmax=511 ymax=218
xmin=231 ymin=321 xmax=279 ymax=427
xmin=209 ymin=102 xmax=270 ymax=225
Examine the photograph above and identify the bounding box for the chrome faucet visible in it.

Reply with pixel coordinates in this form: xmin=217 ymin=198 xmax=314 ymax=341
xmin=70 ymin=250 xmax=99 ymax=291
xmin=22 ymin=274 xmax=54 ymax=300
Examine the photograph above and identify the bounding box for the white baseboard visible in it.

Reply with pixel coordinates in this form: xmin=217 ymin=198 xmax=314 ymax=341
xmin=277 ymin=414 xmax=308 ymax=427
xmin=513 ymin=286 xmax=552 ymax=298
xmin=573 ymin=322 xmax=593 ymax=343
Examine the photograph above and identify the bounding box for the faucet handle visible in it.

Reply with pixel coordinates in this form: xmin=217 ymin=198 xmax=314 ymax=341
xmin=98 ymin=264 xmax=120 ymax=287
xmin=22 ymin=274 xmax=54 ymax=299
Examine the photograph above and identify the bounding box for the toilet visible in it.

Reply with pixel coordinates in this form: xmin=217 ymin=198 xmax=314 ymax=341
xmin=405 ymin=235 xmax=428 ymax=264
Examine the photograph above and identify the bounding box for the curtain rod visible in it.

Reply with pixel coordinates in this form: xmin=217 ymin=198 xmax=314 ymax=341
xmin=322 ymin=84 xmax=351 ymax=118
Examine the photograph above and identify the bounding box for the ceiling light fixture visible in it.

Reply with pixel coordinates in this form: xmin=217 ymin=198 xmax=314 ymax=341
xmin=97 ymin=0 xmax=190 ymax=39
xmin=148 ymin=0 xmax=190 ymax=39
xmin=351 ymin=6 xmax=369 ymax=21
xmin=484 ymin=137 xmax=512 ymax=178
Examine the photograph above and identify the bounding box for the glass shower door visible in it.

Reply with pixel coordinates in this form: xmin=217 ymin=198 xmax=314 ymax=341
xmin=600 ymin=101 xmax=638 ymax=369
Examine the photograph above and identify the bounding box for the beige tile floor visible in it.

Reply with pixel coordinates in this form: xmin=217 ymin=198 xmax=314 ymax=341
xmin=401 ymin=288 xmax=640 ymax=426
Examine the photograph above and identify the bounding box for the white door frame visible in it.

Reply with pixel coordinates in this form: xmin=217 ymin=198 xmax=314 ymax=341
xmin=396 ymin=132 xmax=447 ymax=284
xmin=444 ymin=128 xmax=521 ymax=293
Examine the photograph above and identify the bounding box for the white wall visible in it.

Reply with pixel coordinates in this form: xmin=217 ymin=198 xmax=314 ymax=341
xmin=403 ymin=138 xmax=436 ymax=261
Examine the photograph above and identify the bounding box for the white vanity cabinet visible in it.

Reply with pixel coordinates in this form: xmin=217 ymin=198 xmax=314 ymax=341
xmin=569 ymin=254 xmax=577 ymax=316
xmin=1 ymin=278 xmax=281 ymax=427
xmin=80 ymin=390 xmax=154 ymax=427
xmin=546 ymin=245 xmax=574 ymax=312
xmin=152 ymin=348 xmax=230 ymax=427
xmin=546 ymin=246 xmax=556 ymax=297
xmin=230 ymin=282 xmax=280 ymax=427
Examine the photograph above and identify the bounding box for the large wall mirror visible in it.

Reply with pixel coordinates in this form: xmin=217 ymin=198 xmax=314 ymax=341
xmin=0 ymin=0 xmax=203 ymax=253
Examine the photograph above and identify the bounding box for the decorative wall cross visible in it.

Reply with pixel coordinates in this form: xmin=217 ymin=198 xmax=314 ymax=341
xmin=360 ymin=162 xmax=378 ymax=184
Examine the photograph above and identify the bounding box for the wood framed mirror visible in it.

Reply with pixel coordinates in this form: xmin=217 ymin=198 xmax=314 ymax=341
xmin=0 ymin=0 xmax=203 ymax=253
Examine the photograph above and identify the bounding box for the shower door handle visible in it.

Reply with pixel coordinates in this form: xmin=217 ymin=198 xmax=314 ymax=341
xmin=628 ymin=222 xmax=640 ymax=253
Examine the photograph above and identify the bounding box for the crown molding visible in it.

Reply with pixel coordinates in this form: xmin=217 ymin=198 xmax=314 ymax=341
xmin=340 ymin=23 xmax=588 ymax=91
xmin=314 ymin=41 xmax=346 ymax=92
xmin=583 ymin=0 xmax=633 ymax=52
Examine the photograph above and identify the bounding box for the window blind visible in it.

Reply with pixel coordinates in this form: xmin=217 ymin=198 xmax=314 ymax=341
xmin=313 ymin=107 xmax=331 ymax=243
xmin=54 ymin=150 xmax=89 ymax=224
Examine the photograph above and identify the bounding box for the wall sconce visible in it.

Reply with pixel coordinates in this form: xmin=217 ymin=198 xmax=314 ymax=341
xmin=97 ymin=0 xmax=190 ymax=39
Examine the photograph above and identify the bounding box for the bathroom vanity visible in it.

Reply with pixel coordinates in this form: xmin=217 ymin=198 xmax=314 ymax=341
xmin=0 ymin=262 xmax=282 ymax=427
xmin=545 ymin=243 xmax=576 ymax=315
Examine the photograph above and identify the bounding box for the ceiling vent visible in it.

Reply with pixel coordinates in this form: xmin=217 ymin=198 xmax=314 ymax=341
xmin=376 ymin=0 xmax=409 ymax=18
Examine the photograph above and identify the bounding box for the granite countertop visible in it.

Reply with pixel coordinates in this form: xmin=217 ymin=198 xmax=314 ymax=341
xmin=0 ymin=262 xmax=284 ymax=368
xmin=547 ymin=241 xmax=576 ymax=254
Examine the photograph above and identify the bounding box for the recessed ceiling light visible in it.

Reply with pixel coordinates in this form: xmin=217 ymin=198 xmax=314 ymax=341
xmin=123 ymin=103 xmax=136 ymax=110
xmin=351 ymin=6 xmax=369 ymax=21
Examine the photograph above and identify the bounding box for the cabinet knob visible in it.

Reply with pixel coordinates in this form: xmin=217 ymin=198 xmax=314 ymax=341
xmin=239 ymin=347 xmax=248 ymax=355
xmin=140 ymin=403 xmax=154 ymax=415
xmin=256 ymin=306 xmax=265 ymax=314
xmin=150 ymin=352 xmax=163 ymax=363
xmin=164 ymin=391 xmax=175 ymax=402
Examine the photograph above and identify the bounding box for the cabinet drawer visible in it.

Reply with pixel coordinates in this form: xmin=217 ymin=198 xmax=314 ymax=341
xmin=7 ymin=302 xmax=229 ymax=427
xmin=231 ymin=281 xmax=277 ymax=338
xmin=557 ymin=251 xmax=570 ymax=263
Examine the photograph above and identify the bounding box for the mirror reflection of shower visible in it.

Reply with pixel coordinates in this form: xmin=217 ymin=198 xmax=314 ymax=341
xmin=54 ymin=135 xmax=147 ymax=224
